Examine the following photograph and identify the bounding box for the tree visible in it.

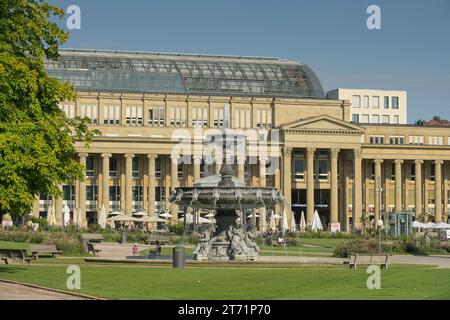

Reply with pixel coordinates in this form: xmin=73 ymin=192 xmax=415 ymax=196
xmin=0 ymin=1 xmax=99 ymax=218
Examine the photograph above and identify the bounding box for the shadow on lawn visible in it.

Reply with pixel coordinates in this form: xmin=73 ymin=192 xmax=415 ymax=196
xmin=0 ymin=265 xmax=27 ymax=274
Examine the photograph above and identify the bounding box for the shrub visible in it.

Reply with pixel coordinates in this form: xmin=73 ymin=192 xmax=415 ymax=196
xmin=29 ymin=217 xmax=48 ymax=229
xmin=169 ymin=223 xmax=185 ymax=236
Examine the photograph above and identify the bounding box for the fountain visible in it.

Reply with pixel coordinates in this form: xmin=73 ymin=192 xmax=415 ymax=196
xmin=170 ymin=104 xmax=284 ymax=260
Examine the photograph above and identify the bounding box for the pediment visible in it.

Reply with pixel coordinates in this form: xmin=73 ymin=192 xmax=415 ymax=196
xmin=281 ymin=115 xmax=365 ymax=134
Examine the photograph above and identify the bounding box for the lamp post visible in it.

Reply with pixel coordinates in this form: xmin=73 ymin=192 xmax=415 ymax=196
xmin=376 ymin=219 xmax=384 ymax=253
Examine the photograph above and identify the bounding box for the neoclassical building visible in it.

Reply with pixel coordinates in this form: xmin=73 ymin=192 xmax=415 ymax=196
xmin=31 ymin=49 xmax=450 ymax=231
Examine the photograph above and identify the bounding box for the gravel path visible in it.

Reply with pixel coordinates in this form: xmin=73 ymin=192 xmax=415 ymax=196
xmin=0 ymin=281 xmax=86 ymax=300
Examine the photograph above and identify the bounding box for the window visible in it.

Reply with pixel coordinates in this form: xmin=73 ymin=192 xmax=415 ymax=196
xmin=431 ymin=162 xmax=435 ymax=181
xmin=62 ymin=185 xmax=76 ymax=201
xmin=177 ymin=162 xmax=184 ymax=179
xmin=428 ymin=136 xmax=444 ymax=145
xmin=410 ymin=163 xmax=416 ymax=181
xmin=148 ymin=107 xmax=165 ymax=127
xmin=169 ymin=107 xmax=186 ymax=127
xmin=192 ymin=108 xmax=208 ymax=127
xmin=384 ymin=96 xmax=389 ymax=109
xmin=132 ymin=157 xmax=139 ymax=178
xmin=126 ymin=106 xmax=143 ymax=126
xmin=234 ymin=109 xmax=251 ymax=128
xmin=363 ymin=96 xmax=369 ymax=108
xmin=369 ymin=135 xmax=384 ymax=144
xmin=392 ymin=97 xmax=399 ymax=109
xmin=155 ymin=158 xmax=161 ymax=178
xmin=390 ymin=136 xmax=404 ymax=144
xmin=109 ymin=158 xmax=117 ymax=177
xmin=80 ymin=104 xmax=98 ymax=124
xmin=86 ymin=156 xmax=94 ymax=177
xmin=352 ymin=95 xmax=361 ymax=108
xmin=86 ymin=186 xmax=98 ymax=201
xmin=256 ymin=110 xmax=272 ymax=129
xmin=352 ymin=114 xmax=359 ymax=123
xmin=294 ymin=159 xmax=304 ymax=180
xmin=370 ymin=162 xmax=375 ymax=180
xmin=391 ymin=162 xmax=396 ymax=180
xmin=371 ymin=115 xmax=380 ymax=124
xmin=318 ymin=159 xmax=329 ymax=180
xmin=393 ymin=115 xmax=399 ymax=124
xmin=213 ymin=108 xmax=223 ymax=128
xmin=109 ymin=186 xmax=120 ymax=202
xmin=361 ymin=114 xmax=369 ymax=123
xmin=59 ymin=103 xmax=75 ymax=119
xmin=103 ymin=105 xmax=121 ymax=125
xmin=409 ymin=136 xmax=424 ymax=145
xmin=132 ymin=186 xmax=143 ymax=201
xmin=371 ymin=96 xmax=379 ymax=109
xmin=381 ymin=115 xmax=390 ymax=124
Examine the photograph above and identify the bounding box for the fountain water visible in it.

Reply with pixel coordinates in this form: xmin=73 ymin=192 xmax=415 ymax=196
xmin=170 ymin=104 xmax=284 ymax=260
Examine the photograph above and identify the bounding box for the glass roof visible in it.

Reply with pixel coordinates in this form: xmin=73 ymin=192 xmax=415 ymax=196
xmin=45 ymin=49 xmax=325 ymax=99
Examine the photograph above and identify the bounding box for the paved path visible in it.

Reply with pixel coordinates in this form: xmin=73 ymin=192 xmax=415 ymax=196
xmin=93 ymin=243 xmax=450 ymax=268
xmin=0 ymin=281 xmax=86 ymax=300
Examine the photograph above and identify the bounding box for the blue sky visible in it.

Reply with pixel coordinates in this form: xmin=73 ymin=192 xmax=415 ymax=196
xmin=51 ymin=0 xmax=450 ymax=123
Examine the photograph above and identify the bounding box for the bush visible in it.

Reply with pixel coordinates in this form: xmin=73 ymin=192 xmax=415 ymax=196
xmin=29 ymin=217 xmax=48 ymax=229
xmin=169 ymin=223 xmax=185 ymax=236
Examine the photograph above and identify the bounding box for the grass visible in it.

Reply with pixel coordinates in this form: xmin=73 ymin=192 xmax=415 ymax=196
xmin=0 ymin=240 xmax=29 ymax=251
xmin=0 ymin=263 xmax=449 ymax=299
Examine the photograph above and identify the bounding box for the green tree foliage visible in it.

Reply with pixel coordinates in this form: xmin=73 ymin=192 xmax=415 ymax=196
xmin=0 ymin=1 xmax=99 ymax=217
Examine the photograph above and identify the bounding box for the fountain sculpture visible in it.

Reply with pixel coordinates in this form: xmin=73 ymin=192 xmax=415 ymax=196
xmin=170 ymin=104 xmax=284 ymax=260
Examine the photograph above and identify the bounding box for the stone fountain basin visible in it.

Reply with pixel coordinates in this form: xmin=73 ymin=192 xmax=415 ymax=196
xmin=173 ymin=187 xmax=281 ymax=210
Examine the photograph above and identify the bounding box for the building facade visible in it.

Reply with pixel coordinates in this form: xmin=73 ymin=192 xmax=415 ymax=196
xmin=31 ymin=49 xmax=450 ymax=231
xmin=327 ymin=88 xmax=407 ymax=125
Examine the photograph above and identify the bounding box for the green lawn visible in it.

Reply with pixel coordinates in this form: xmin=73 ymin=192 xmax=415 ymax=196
xmin=0 ymin=240 xmax=29 ymax=250
xmin=0 ymin=263 xmax=449 ymax=299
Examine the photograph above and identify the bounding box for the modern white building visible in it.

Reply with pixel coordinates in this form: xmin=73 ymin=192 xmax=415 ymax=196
xmin=327 ymin=88 xmax=407 ymax=125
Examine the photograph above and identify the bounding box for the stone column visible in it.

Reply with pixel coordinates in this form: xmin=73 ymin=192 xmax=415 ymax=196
xmin=101 ymin=153 xmax=111 ymax=213
xmin=282 ymin=147 xmax=292 ymax=217
xmin=374 ymin=159 xmax=383 ymax=221
xmin=330 ymin=148 xmax=339 ymax=224
xmin=170 ymin=155 xmax=179 ymax=221
xmin=78 ymin=153 xmax=88 ymax=227
xmin=237 ymin=156 xmax=245 ymax=183
xmin=395 ymin=160 xmax=403 ymax=212
xmin=32 ymin=195 xmax=40 ymax=218
xmin=55 ymin=184 xmax=63 ymax=226
xmin=193 ymin=155 xmax=201 ymax=182
xmin=435 ymin=160 xmax=443 ymax=223
xmin=147 ymin=154 xmax=157 ymax=217
xmin=415 ymin=160 xmax=423 ymax=219
xmin=259 ymin=157 xmax=267 ymax=231
xmin=259 ymin=157 xmax=267 ymax=188
xmin=125 ymin=153 xmax=134 ymax=215
xmin=306 ymin=147 xmax=315 ymax=223
xmin=353 ymin=149 xmax=362 ymax=231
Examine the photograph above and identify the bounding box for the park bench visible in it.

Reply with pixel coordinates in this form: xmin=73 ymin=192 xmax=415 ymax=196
xmin=81 ymin=233 xmax=105 ymax=243
xmin=347 ymin=253 xmax=391 ymax=270
xmin=147 ymin=233 xmax=171 ymax=245
xmin=30 ymin=244 xmax=62 ymax=259
xmin=87 ymin=243 xmax=102 ymax=255
xmin=0 ymin=249 xmax=33 ymax=265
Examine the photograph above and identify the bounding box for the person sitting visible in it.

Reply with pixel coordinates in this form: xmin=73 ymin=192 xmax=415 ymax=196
xmin=148 ymin=241 xmax=162 ymax=258
xmin=277 ymin=237 xmax=286 ymax=246
xmin=132 ymin=243 xmax=139 ymax=256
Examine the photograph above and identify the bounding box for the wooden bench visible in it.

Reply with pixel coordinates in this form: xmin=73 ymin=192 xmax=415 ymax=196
xmin=87 ymin=242 xmax=101 ymax=255
xmin=147 ymin=234 xmax=171 ymax=245
xmin=81 ymin=233 xmax=105 ymax=243
xmin=30 ymin=245 xmax=62 ymax=259
xmin=348 ymin=253 xmax=390 ymax=270
xmin=0 ymin=249 xmax=33 ymax=265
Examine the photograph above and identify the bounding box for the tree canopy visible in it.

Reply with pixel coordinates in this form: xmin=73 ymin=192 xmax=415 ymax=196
xmin=0 ymin=0 xmax=98 ymax=217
